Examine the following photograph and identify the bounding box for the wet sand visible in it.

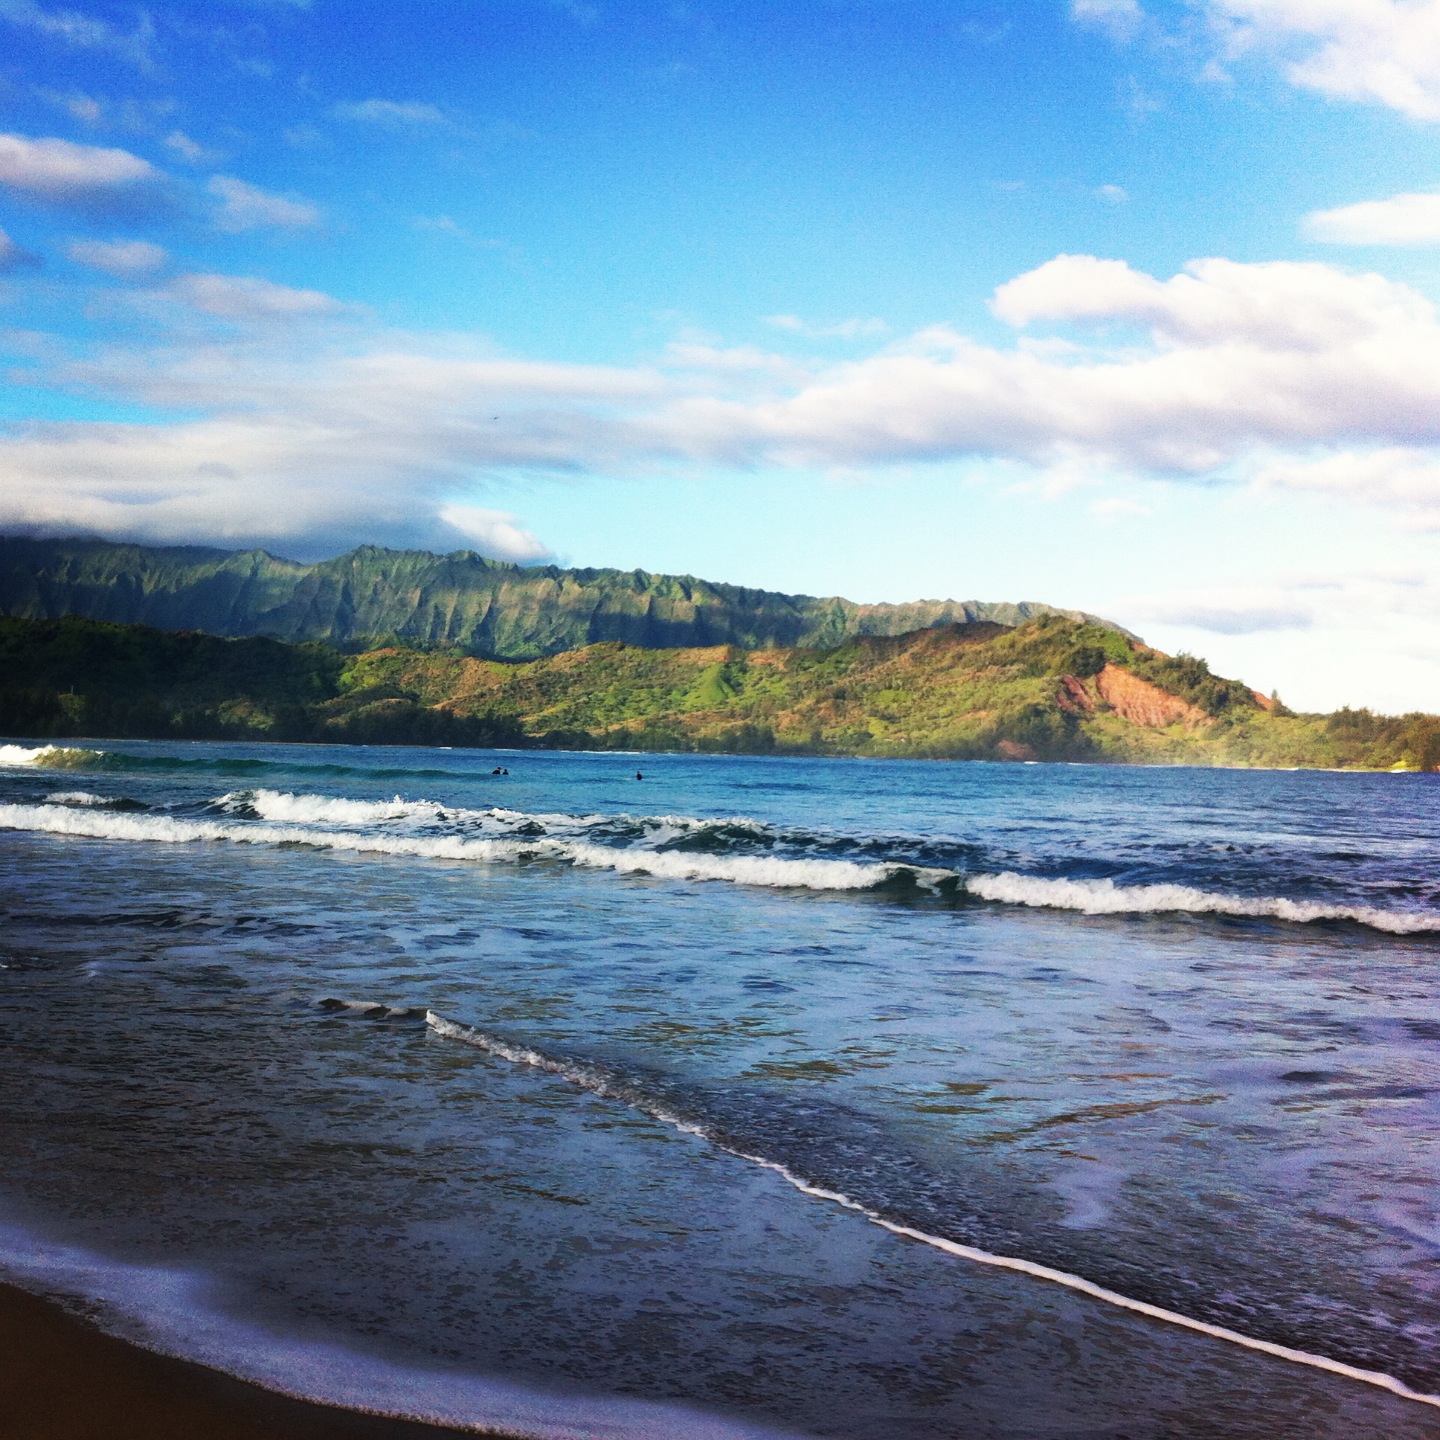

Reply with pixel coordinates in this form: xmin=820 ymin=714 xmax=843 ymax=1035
xmin=0 ymin=1281 xmax=516 ymax=1440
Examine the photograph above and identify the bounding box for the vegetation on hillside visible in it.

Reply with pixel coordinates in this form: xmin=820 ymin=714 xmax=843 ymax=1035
xmin=2 ymin=613 xmax=1437 ymax=770
xmin=0 ymin=535 xmax=1125 ymax=659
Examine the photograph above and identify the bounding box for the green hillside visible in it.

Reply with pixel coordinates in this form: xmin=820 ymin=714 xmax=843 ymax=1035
xmin=3 ymin=613 xmax=1437 ymax=770
xmin=0 ymin=536 xmax=1128 ymax=659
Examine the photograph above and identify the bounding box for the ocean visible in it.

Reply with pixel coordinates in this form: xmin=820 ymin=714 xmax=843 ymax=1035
xmin=1 ymin=739 xmax=1438 ymax=1439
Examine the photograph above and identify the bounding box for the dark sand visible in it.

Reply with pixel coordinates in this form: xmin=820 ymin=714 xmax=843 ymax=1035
xmin=0 ymin=1281 xmax=517 ymax=1440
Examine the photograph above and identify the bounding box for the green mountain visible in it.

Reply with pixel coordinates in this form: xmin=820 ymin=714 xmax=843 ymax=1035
xmin=4 ymin=613 xmax=1437 ymax=770
xmin=0 ymin=536 xmax=1129 ymax=659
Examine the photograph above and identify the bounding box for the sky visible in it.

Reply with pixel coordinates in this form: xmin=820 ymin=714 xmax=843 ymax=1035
xmin=2 ymin=1 xmax=1440 ymax=711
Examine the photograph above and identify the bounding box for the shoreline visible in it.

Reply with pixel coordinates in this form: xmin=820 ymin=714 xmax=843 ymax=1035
xmin=0 ymin=1280 xmax=517 ymax=1440
xmin=1 ymin=733 xmax=1429 ymax=776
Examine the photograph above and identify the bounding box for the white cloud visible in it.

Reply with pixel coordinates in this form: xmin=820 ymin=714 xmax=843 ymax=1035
xmin=282 ymin=125 xmax=327 ymax=150
xmin=1090 ymin=495 xmax=1152 ymax=517
xmin=654 ymin=254 xmax=1440 ymax=492
xmin=0 ymin=132 xmax=160 ymax=203
xmin=663 ymin=341 xmax=809 ymax=388
xmin=1256 ymin=447 xmax=1440 ymax=527
xmin=1173 ymin=1 xmax=1440 ymax=120
xmin=1095 ymin=183 xmax=1129 ymax=203
xmin=1072 ymin=0 xmax=1144 ymax=41
xmin=332 ymin=99 xmax=449 ymax=128
xmin=34 ymin=87 xmax=103 ymax=124
xmin=990 ymin=252 xmax=1426 ymax=347
xmin=163 ymin=130 xmax=221 ymax=166
xmin=991 ymin=253 xmax=1167 ymax=327
xmin=436 ymin=504 xmax=553 ymax=562
xmin=762 ymin=313 xmax=889 ymax=339
xmin=66 ymin=237 xmax=168 ymax=277
xmin=1304 ymin=189 xmax=1440 ymax=244
xmin=0 ymin=0 xmax=155 ymax=67
xmin=163 ymin=273 xmax=342 ymax=319
xmin=0 ymin=225 xmax=41 ymax=273
xmin=14 ymin=250 xmax=1440 ymax=555
xmin=415 ymin=214 xmax=467 ymax=235
xmin=208 ymin=175 xmax=320 ymax=232
xmin=1123 ymin=565 xmax=1440 ymax=709
xmin=1079 ymin=2 xmax=1440 ymax=121
xmin=1132 ymin=588 xmax=1315 ymax=634
xmin=0 ymin=289 xmax=666 ymax=551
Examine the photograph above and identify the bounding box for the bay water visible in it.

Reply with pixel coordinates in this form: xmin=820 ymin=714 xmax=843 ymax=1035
xmin=1 ymin=740 xmax=1438 ymax=1438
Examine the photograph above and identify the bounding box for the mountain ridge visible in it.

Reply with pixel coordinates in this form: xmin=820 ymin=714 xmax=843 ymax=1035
xmin=0 ymin=535 xmax=1134 ymax=659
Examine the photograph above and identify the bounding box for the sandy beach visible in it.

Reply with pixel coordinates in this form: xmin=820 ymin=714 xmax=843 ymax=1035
xmin=0 ymin=1281 xmax=511 ymax=1440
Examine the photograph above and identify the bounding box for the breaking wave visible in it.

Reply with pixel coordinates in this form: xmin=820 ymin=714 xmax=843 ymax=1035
xmin=965 ymin=872 xmax=1440 ymax=936
xmin=2 ymin=788 xmax=1436 ymax=930
xmin=234 ymin=790 xmax=452 ymax=826
xmin=0 ymin=801 xmax=906 ymax=892
xmin=0 ymin=745 xmax=103 ymax=769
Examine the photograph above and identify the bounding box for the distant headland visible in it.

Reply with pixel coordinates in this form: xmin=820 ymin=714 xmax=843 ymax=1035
xmin=0 ymin=536 xmax=1435 ymax=770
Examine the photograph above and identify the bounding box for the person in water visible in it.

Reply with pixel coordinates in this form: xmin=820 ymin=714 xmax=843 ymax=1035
xmin=635 ymin=771 xmax=643 ymax=780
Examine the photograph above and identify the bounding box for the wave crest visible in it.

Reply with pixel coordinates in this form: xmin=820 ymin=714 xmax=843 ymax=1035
xmin=963 ymin=872 xmax=1440 ymax=935
xmin=0 ymin=802 xmax=904 ymax=893
xmin=4 ymin=788 xmax=1436 ymax=930
xmin=0 ymin=745 xmax=104 ymax=769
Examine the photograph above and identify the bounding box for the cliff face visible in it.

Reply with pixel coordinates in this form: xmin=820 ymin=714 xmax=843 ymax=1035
xmin=0 ymin=536 xmax=1130 ymax=660
xmin=1094 ymin=664 xmax=1209 ymax=729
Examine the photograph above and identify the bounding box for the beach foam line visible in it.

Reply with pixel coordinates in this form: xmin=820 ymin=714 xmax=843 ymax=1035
xmin=425 ymin=1010 xmax=1440 ymax=1412
xmin=0 ymin=1219 xmax=803 ymax=1440
xmin=965 ymin=871 xmax=1440 ymax=935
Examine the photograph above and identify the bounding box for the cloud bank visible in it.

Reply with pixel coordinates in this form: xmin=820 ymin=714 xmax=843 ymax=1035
xmin=6 ymin=251 xmax=1440 ymax=554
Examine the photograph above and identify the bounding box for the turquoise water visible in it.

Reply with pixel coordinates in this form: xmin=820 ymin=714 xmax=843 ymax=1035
xmin=1 ymin=739 xmax=1438 ymax=1438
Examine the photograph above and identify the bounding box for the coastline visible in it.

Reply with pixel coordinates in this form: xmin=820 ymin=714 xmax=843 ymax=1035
xmin=3 ymin=733 xmax=1430 ymax=775
xmin=0 ymin=1281 xmax=516 ymax=1440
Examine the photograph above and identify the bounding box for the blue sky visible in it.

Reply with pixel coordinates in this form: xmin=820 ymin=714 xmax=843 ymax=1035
xmin=3 ymin=1 xmax=1440 ymax=710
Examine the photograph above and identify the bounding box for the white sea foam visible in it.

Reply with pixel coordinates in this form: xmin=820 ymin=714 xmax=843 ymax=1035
xmin=425 ymin=1010 xmax=1440 ymax=1414
xmin=963 ymin=872 xmax=1440 ymax=935
xmin=237 ymin=791 xmax=616 ymax=836
xmin=4 ymin=795 xmax=1436 ymax=925
xmin=0 ymin=802 xmax=897 ymax=891
xmin=0 ymin=1220 xmax=799 ymax=1440
xmin=243 ymin=790 xmax=450 ymax=826
xmin=0 ymin=744 xmax=100 ymax=768
xmin=44 ymin=790 xmax=110 ymax=807
xmin=563 ymin=839 xmax=887 ymax=889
